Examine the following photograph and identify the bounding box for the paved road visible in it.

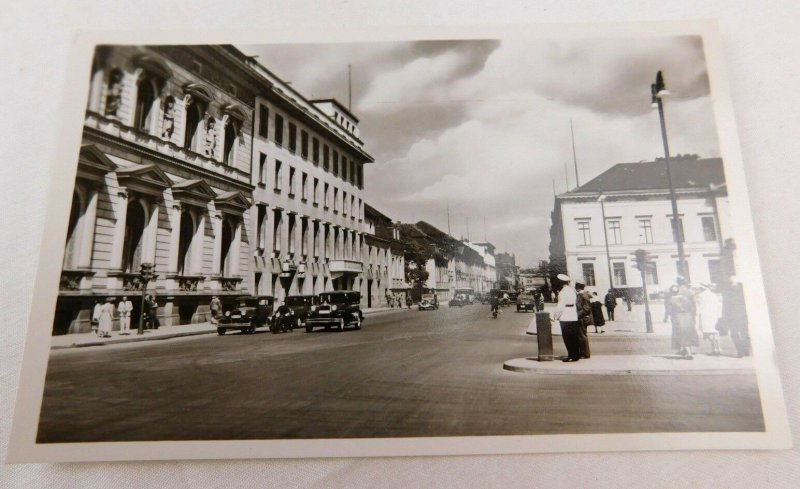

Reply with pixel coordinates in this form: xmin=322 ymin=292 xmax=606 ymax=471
xmin=37 ymin=304 xmax=763 ymax=442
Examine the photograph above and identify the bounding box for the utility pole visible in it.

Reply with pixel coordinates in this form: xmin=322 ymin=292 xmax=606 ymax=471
xmin=466 ymin=217 xmax=470 ymax=241
xmin=570 ymin=119 xmax=580 ymax=188
xmin=564 ymin=161 xmax=569 ymax=190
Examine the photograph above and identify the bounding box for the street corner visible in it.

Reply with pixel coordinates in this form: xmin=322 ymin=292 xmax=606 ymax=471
xmin=502 ymin=353 xmax=755 ymax=376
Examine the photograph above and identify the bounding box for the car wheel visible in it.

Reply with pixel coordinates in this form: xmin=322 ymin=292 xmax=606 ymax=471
xmin=296 ymin=318 xmax=302 ymax=330
xmin=337 ymin=318 xmax=344 ymax=332
xmin=217 ymin=328 xmax=225 ymax=335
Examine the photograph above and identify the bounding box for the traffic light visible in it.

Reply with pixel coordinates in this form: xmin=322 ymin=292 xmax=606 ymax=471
xmin=632 ymin=249 xmax=652 ymax=271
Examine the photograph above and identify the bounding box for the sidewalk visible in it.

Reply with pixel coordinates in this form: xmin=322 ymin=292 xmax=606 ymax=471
xmin=503 ymin=354 xmax=754 ymax=376
xmin=50 ymin=305 xmax=407 ymax=349
xmin=525 ymin=302 xmax=673 ymax=336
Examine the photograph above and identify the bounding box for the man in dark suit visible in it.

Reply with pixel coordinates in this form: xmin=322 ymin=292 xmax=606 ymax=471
xmin=575 ymin=281 xmax=593 ymax=359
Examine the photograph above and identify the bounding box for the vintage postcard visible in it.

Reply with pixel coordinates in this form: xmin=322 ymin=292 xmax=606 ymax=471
xmin=7 ymin=21 xmax=791 ymax=463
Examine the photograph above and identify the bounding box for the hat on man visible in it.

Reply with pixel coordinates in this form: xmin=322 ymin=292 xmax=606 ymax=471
xmin=557 ymin=273 xmax=571 ymax=282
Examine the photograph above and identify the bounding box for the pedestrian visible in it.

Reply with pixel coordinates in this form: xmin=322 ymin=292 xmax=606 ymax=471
xmin=117 ymin=296 xmax=132 ymax=335
xmin=604 ymin=289 xmax=616 ymax=321
xmin=624 ymin=293 xmax=632 ymax=312
xmin=406 ymin=295 xmax=412 ymax=309
xmin=575 ymin=281 xmax=592 ymax=358
xmin=98 ymin=297 xmax=115 ymax=338
xmin=669 ymin=278 xmax=699 ymax=359
xmin=552 ymin=274 xmax=581 ymax=362
xmin=210 ymin=295 xmax=222 ymax=326
xmin=722 ymin=276 xmax=750 ymax=358
xmin=144 ymin=294 xmax=159 ymax=330
xmin=662 ymin=285 xmax=674 ymax=323
xmin=91 ymin=299 xmax=102 ymax=336
xmin=591 ymin=292 xmax=606 ymax=333
xmin=696 ymin=284 xmax=722 ymax=355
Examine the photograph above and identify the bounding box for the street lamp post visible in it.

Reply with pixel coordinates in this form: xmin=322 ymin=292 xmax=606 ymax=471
xmin=137 ymin=262 xmax=157 ymax=335
xmin=652 ymin=71 xmax=688 ymax=279
xmin=598 ymin=193 xmax=614 ymax=291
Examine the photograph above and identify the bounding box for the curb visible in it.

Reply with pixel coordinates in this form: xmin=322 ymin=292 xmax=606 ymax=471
xmin=51 ymin=329 xmax=217 ymax=350
xmin=502 ymin=357 xmax=755 ymax=376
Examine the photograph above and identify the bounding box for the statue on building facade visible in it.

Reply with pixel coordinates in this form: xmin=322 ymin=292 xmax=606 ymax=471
xmin=161 ymin=96 xmax=175 ymax=140
xmin=203 ymin=117 xmax=217 ymax=158
xmin=104 ymin=70 xmax=124 ymax=117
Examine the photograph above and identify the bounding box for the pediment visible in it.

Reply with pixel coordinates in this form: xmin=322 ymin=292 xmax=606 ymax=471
xmin=133 ymin=54 xmax=172 ymax=80
xmin=116 ymin=163 xmax=172 ymax=198
xmin=77 ymin=144 xmax=118 ymax=182
xmin=223 ymin=104 xmax=249 ymax=122
xmin=172 ymin=178 xmax=217 ymax=205
xmin=215 ymin=190 xmax=251 ymax=215
xmin=183 ymin=82 xmax=213 ymax=103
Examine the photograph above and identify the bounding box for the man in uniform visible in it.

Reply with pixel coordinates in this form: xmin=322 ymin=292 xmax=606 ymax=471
xmin=575 ymin=280 xmax=593 ymax=359
xmin=553 ymin=274 xmax=581 ymax=362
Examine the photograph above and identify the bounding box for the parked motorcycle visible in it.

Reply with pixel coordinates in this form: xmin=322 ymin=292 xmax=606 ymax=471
xmin=271 ymin=309 xmax=295 ymax=334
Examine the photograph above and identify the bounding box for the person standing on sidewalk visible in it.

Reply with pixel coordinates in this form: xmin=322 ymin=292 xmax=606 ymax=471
xmin=406 ymin=295 xmax=412 ymax=309
xmin=91 ymin=299 xmax=102 ymax=336
xmin=553 ymin=274 xmax=581 ymax=362
xmin=98 ymin=297 xmax=115 ymax=338
xmin=591 ymin=292 xmax=606 ymax=333
xmin=696 ymin=284 xmax=722 ymax=355
xmin=604 ymin=289 xmax=616 ymax=321
xmin=210 ymin=295 xmax=222 ymax=326
xmin=576 ymin=281 xmax=593 ymax=358
xmin=117 ymin=296 xmax=132 ymax=335
xmin=722 ymin=276 xmax=750 ymax=358
xmin=669 ymin=278 xmax=699 ymax=359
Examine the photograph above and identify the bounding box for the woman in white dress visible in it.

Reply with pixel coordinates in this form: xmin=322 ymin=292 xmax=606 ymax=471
xmin=696 ymin=285 xmax=722 ymax=355
xmin=98 ymin=297 xmax=115 ymax=338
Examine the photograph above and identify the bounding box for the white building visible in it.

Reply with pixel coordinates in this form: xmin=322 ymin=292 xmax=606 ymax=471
xmin=551 ymin=156 xmax=732 ymax=296
xmin=466 ymin=241 xmax=497 ymax=294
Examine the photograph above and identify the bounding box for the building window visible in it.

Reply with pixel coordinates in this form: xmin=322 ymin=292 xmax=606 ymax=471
xmin=333 ymin=187 xmax=339 ymax=213
xmin=671 ymin=217 xmax=685 ymax=243
xmin=323 ymin=145 xmax=330 ymax=171
xmin=272 ymin=210 xmax=282 ymax=253
xmin=219 ymin=218 xmax=235 ymax=276
xmin=342 ymin=157 xmax=349 ymax=182
xmin=301 ymin=218 xmax=308 ymax=256
xmin=702 ymin=216 xmax=717 ymax=242
xmin=313 ymin=221 xmax=320 ymax=257
xmin=256 ymin=204 xmax=266 ymax=249
xmin=607 ymin=220 xmax=622 ymax=245
xmin=274 ymin=114 xmax=284 ymax=146
xmin=342 ymin=191 xmax=348 ymax=216
xmin=258 ymin=105 xmax=269 ymax=138
xmin=288 ymin=122 xmax=297 ymax=153
xmin=333 ymin=150 xmax=339 ymax=176
xmin=177 ymin=210 xmax=196 ymax=275
xmin=645 ymin=262 xmax=659 ymax=285
xmin=184 ymin=98 xmax=206 ymax=151
xmin=577 ymin=220 xmax=591 ymax=246
xmin=288 ymin=214 xmax=296 ymax=254
xmin=351 ymin=196 xmax=356 ymax=219
xmin=134 ymin=77 xmax=159 ymax=133
xmin=288 ymin=167 xmax=296 ymax=197
xmin=612 ymin=262 xmax=627 ymax=286
xmin=301 ymin=130 xmax=308 ymax=158
xmin=639 ymin=219 xmax=653 ymax=244
xmin=313 ymin=178 xmax=319 ymax=204
xmin=708 ymin=259 xmax=722 ymax=284
xmin=357 ymin=164 xmax=363 ymax=188
xmin=258 ymin=153 xmax=267 ymax=186
xmin=350 ymin=161 xmax=356 ymax=185
xmin=223 ymin=119 xmax=240 ymax=165
xmin=582 ymin=263 xmax=596 ymax=286
xmin=121 ymin=200 xmax=147 ymax=273
xmin=324 ymin=183 xmax=329 ymax=209
xmin=274 ymin=160 xmax=282 ymax=191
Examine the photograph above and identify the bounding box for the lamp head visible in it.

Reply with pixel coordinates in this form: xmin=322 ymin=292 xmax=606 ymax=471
xmin=654 ymin=71 xmax=669 ymax=98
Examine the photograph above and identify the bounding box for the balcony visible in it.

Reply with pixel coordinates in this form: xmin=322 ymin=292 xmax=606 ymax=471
xmin=328 ymin=259 xmax=363 ymax=274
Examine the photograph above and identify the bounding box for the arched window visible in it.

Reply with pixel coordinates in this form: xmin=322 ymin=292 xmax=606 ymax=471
xmin=177 ymin=210 xmax=195 ymax=275
xmin=134 ymin=77 xmax=158 ymax=133
xmin=219 ymin=218 xmax=234 ymax=276
xmin=63 ymin=191 xmax=83 ymax=269
xmin=121 ymin=200 xmax=147 ymax=273
xmin=184 ymin=99 xmax=205 ymax=150
xmin=223 ymin=119 xmax=240 ymax=165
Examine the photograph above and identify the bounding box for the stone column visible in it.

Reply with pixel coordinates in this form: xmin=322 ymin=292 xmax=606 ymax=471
xmin=109 ymin=189 xmax=129 ymax=271
xmin=78 ymin=187 xmax=99 ymax=268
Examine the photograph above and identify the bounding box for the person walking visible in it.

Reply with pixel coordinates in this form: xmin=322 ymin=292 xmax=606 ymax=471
xmin=722 ymin=276 xmax=750 ymax=358
xmin=406 ymin=295 xmax=412 ymax=309
xmin=696 ymin=284 xmax=722 ymax=355
xmin=553 ymin=274 xmax=581 ymax=362
xmin=669 ymin=278 xmax=699 ymax=359
xmin=591 ymin=292 xmax=606 ymax=333
xmin=98 ymin=297 xmax=115 ymax=338
xmin=210 ymin=295 xmax=222 ymax=326
xmin=604 ymin=289 xmax=616 ymax=321
xmin=91 ymin=299 xmax=102 ymax=336
xmin=575 ymin=281 xmax=593 ymax=358
xmin=117 ymin=296 xmax=132 ymax=335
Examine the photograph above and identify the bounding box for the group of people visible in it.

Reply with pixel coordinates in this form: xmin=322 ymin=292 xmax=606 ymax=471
xmin=91 ymin=294 xmax=158 ymax=337
xmin=385 ymin=293 xmax=412 ymax=309
xmin=552 ymin=274 xmax=596 ymax=362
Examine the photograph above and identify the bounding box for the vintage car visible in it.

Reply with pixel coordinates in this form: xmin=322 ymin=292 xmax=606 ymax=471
xmin=217 ymin=296 xmax=275 ymax=335
xmin=282 ymin=294 xmax=319 ymax=328
xmin=516 ymin=294 xmax=536 ymax=312
xmin=305 ymin=291 xmax=363 ymax=332
xmin=418 ymin=293 xmax=439 ymax=311
xmin=449 ymin=294 xmax=467 ymax=307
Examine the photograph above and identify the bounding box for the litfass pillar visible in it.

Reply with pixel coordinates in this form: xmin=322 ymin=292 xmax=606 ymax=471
xmin=535 ymin=312 xmax=554 ymax=361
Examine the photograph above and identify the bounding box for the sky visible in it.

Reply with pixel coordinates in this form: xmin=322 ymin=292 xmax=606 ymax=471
xmin=239 ymin=36 xmax=719 ymax=268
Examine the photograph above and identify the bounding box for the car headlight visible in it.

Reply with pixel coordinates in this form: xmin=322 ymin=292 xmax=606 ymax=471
xmin=311 ymin=305 xmax=317 ymax=312
xmin=331 ymin=305 xmax=338 ymax=311
xmin=224 ymin=311 xmax=231 ymax=317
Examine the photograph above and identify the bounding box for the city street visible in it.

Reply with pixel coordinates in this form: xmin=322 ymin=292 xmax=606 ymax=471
xmin=37 ymin=303 xmax=763 ymax=443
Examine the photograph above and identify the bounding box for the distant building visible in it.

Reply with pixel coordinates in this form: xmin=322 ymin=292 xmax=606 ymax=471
xmin=495 ymin=252 xmax=519 ymax=290
xmin=363 ymin=204 xmax=406 ymax=308
xmin=550 ymin=155 xmax=734 ymax=295
xmin=465 ymin=241 xmax=497 ymax=293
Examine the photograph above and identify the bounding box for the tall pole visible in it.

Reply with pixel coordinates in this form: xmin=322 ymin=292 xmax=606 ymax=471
xmin=466 ymin=217 xmax=470 ymax=240
xmin=446 ymin=201 xmax=451 ymax=236
xmin=552 ymin=179 xmax=556 ymax=197
xmin=653 ymin=71 xmax=687 ymax=278
xmin=564 ymin=161 xmax=570 ymax=190
xmin=570 ymin=119 xmax=580 ymax=187
xmin=598 ymin=194 xmax=614 ymax=290
xmin=347 ymin=64 xmax=352 ymax=110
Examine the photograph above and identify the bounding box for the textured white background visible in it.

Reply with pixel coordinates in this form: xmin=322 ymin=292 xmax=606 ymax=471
xmin=1 ymin=1 xmax=799 ymax=487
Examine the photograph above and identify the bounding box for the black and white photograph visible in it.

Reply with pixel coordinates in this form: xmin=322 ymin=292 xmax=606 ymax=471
xmin=6 ymin=21 xmax=791 ymax=464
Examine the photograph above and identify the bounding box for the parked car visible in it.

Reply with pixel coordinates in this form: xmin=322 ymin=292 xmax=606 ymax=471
xmin=449 ymin=294 xmax=467 ymax=307
xmin=283 ymin=294 xmax=318 ymax=329
xmin=217 ymin=295 xmax=275 ymax=335
xmin=516 ymin=294 xmax=536 ymax=313
xmin=418 ymin=293 xmax=439 ymax=311
xmin=305 ymin=291 xmax=363 ymax=332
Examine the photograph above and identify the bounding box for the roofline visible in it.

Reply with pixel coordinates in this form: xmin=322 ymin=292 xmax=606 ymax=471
xmin=558 ymin=186 xmax=728 ymax=201
xmin=309 ymin=98 xmax=360 ymax=123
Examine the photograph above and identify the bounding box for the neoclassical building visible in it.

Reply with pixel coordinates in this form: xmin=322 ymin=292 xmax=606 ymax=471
xmin=56 ymin=45 xmax=261 ymax=334
xmin=363 ymin=204 xmax=406 ymax=308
